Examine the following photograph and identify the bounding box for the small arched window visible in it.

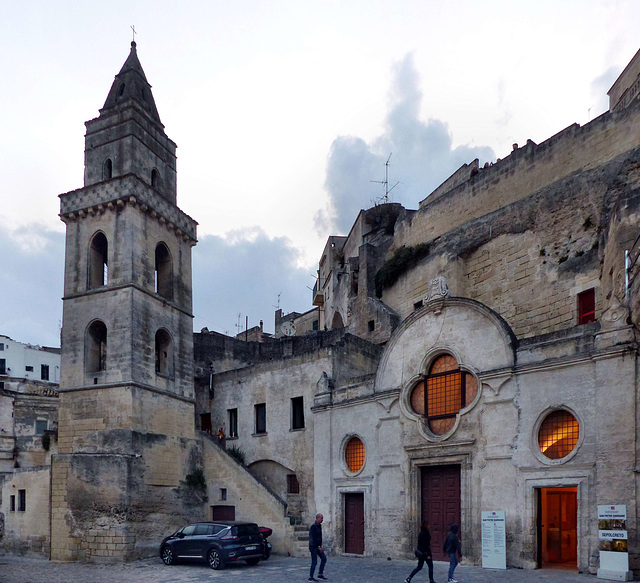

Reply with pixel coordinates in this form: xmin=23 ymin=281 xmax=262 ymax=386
xmin=155 ymin=243 xmax=172 ymax=300
xmin=155 ymin=328 xmax=173 ymax=376
xmin=86 ymin=320 xmax=107 ymax=373
xmin=410 ymin=354 xmax=478 ymax=435
xmin=151 ymin=168 xmax=160 ymax=190
xmin=117 ymin=83 xmax=125 ymax=97
xmin=103 ymin=158 xmax=113 ymax=180
xmin=89 ymin=232 xmax=108 ymax=288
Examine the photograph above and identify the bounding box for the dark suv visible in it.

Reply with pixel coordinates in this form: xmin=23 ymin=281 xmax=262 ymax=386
xmin=160 ymin=521 xmax=265 ymax=569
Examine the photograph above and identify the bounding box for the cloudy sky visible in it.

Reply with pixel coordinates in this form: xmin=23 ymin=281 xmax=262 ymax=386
xmin=1 ymin=1 xmax=639 ymax=347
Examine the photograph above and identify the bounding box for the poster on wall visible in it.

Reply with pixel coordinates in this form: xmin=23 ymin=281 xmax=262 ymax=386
xmin=597 ymin=505 xmax=632 ymax=581
xmin=481 ymin=510 xmax=506 ymax=569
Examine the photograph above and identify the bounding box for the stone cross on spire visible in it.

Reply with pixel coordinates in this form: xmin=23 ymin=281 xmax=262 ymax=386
xmin=131 ymin=25 xmax=136 ymax=42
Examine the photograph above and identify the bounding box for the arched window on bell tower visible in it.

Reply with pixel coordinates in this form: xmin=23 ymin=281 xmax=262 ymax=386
xmin=155 ymin=243 xmax=173 ymax=300
xmin=155 ymin=328 xmax=173 ymax=377
xmin=103 ymin=158 xmax=113 ymax=180
xmin=86 ymin=320 xmax=107 ymax=373
xmin=151 ymin=168 xmax=160 ymax=190
xmin=88 ymin=232 xmax=108 ymax=289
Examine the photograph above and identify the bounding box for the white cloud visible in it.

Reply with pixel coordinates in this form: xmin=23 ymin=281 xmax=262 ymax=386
xmin=317 ymin=54 xmax=495 ymax=234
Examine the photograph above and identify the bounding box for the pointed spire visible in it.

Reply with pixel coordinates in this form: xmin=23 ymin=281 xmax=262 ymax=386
xmin=101 ymin=41 xmax=162 ymax=123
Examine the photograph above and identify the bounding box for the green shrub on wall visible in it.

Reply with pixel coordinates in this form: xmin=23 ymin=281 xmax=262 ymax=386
xmin=375 ymin=243 xmax=430 ymax=297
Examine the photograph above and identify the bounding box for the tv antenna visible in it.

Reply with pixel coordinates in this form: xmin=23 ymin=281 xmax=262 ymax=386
xmin=235 ymin=313 xmax=243 ymax=335
xmin=371 ymin=153 xmax=399 ymax=204
xmin=273 ymin=292 xmax=282 ymax=311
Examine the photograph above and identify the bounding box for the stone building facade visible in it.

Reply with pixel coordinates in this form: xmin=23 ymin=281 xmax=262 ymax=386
xmin=2 ymin=42 xmax=640 ymax=579
xmin=194 ymin=48 xmax=640 ymax=577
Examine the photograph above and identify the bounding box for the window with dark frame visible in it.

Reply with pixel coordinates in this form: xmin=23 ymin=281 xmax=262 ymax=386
xmin=41 ymin=364 xmax=49 ymax=381
xmin=35 ymin=419 xmax=48 ymax=435
xmin=577 ymin=288 xmax=596 ymax=325
xmin=18 ymin=489 xmax=26 ymax=512
xmin=228 ymin=408 xmax=238 ymax=438
xmin=0 ymin=359 xmax=6 ymax=375
xmin=409 ymin=354 xmax=478 ymax=436
xmin=255 ymin=403 xmax=266 ymax=434
xmin=368 ymin=320 xmax=375 ymax=332
xmin=287 ymin=474 xmax=300 ymax=494
xmin=538 ymin=410 xmax=580 ymax=459
xmin=25 ymin=366 xmax=34 ymax=372
xmin=291 ymin=396 xmax=305 ymax=430
xmin=0 ymin=343 xmax=4 ymax=350
xmin=220 ymin=488 xmax=227 ymax=501
xmin=10 ymin=495 xmax=15 ymax=511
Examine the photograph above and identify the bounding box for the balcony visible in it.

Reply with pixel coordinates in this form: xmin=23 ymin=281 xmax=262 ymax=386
xmin=312 ymin=280 xmax=324 ymax=306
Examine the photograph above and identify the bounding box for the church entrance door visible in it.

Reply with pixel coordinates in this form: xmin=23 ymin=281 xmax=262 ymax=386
xmin=344 ymin=492 xmax=365 ymax=554
xmin=421 ymin=465 xmax=461 ymax=561
xmin=537 ymin=487 xmax=577 ymax=568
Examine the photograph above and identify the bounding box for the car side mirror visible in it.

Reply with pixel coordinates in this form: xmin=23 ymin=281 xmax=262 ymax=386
xmin=177 ymin=532 xmax=185 ymax=539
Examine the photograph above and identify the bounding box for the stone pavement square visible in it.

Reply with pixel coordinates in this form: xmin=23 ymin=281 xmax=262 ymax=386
xmin=0 ymin=553 xmax=602 ymax=583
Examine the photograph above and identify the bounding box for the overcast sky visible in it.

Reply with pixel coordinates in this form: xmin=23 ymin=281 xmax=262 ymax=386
xmin=1 ymin=1 xmax=639 ymax=347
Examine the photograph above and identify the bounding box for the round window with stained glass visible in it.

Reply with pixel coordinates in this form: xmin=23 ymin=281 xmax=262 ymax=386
xmin=538 ymin=410 xmax=580 ymax=460
xmin=345 ymin=436 xmax=365 ymax=473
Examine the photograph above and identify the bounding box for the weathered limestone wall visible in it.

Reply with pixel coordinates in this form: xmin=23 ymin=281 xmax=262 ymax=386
xmin=404 ymin=103 xmax=640 ymax=246
xmin=51 ymin=433 xmax=203 ymax=561
xmin=57 ymin=388 xmax=194 ymax=454
xmin=380 ymin=146 xmax=640 ymax=339
xmin=1 ymin=467 xmax=51 ymax=556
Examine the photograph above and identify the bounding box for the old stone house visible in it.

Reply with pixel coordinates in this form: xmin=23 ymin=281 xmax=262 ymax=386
xmin=1 ymin=41 xmax=640 ymax=579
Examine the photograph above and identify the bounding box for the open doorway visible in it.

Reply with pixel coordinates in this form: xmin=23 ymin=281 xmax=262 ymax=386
xmin=537 ymin=487 xmax=577 ymax=569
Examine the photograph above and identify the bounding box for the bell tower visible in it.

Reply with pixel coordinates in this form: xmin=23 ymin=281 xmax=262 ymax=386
xmin=52 ymin=42 xmax=199 ymax=561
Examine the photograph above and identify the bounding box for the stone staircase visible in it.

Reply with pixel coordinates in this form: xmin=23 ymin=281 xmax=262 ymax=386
xmin=289 ymin=522 xmax=310 ymax=557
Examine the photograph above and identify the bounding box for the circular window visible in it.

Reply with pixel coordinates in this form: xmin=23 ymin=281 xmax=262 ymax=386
xmin=538 ymin=410 xmax=580 ymax=460
xmin=345 ymin=436 xmax=365 ymax=473
xmin=408 ymin=354 xmax=479 ymax=435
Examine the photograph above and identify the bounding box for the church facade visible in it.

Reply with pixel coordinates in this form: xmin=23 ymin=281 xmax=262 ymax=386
xmin=195 ymin=49 xmax=640 ymax=576
xmin=1 ymin=42 xmax=639 ymax=578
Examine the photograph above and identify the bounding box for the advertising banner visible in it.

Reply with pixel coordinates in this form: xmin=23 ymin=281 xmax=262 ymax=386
xmin=597 ymin=504 xmax=632 ymax=581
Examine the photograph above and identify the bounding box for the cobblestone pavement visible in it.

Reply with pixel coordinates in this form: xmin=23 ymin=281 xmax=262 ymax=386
xmin=0 ymin=553 xmax=602 ymax=583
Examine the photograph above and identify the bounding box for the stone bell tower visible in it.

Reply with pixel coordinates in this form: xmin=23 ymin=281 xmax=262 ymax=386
xmin=52 ymin=42 xmax=199 ymax=560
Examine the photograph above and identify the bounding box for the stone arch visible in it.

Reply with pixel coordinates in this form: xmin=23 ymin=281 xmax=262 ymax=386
xmin=247 ymin=459 xmax=297 ymax=502
xmin=331 ymin=311 xmax=344 ymax=329
xmin=155 ymin=328 xmax=173 ymax=377
xmin=155 ymin=242 xmax=173 ymax=300
xmin=103 ymin=158 xmax=113 ymax=180
xmin=86 ymin=320 xmax=107 ymax=373
xmin=88 ymin=231 xmax=108 ymax=289
xmin=376 ymin=297 xmax=516 ymax=394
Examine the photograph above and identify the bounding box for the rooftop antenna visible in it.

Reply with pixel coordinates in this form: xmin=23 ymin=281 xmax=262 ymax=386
xmin=273 ymin=292 xmax=282 ymax=311
xmin=371 ymin=153 xmax=399 ymax=204
xmin=235 ymin=313 xmax=243 ymax=335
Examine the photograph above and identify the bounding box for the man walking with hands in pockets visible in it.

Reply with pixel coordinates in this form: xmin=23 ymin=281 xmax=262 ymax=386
xmin=308 ymin=512 xmax=328 ymax=582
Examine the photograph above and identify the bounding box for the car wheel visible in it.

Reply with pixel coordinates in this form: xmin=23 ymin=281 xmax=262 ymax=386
xmin=160 ymin=546 xmax=174 ymax=565
xmin=207 ymin=548 xmax=224 ymax=570
xmin=246 ymin=557 xmax=260 ymax=566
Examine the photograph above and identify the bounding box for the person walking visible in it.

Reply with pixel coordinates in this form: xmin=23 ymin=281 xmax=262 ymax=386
xmin=309 ymin=513 xmax=328 ymax=582
xmin=404 ymin=521 xmax=435 ymax=583
xmin=443 ymin=524 xmax=462 ymax=583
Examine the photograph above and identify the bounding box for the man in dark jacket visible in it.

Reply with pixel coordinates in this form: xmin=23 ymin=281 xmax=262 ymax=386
xmin=404 ymin=521 xmax=435 ymax=583
xmin=309 ymin=513 xmax=327 ymax=582
xmin=443 ymin=524 xmax=462 ymax=583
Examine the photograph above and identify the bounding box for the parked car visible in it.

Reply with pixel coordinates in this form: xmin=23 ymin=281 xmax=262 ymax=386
xmin=160 ymin=521 xmax=265 ymax=569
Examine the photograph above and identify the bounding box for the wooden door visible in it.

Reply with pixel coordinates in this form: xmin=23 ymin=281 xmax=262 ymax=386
xmin=544 ymin=489 xmax=577 ymax=564
xmin=421 ymin=465 xmax=461 ymax=560
xmin=211 ymin=505 xmax=235 ymax=521
xmin=344 ymin=493 xmax=365 ymax=554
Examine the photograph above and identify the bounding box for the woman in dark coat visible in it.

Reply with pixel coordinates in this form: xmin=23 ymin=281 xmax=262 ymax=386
xmin=404 ymin=521 xmax=435 ymax=583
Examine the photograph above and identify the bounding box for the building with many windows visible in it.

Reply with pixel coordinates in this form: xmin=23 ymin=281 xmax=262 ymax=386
xmin=0 ymin=335 xmax=60 ymax=555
